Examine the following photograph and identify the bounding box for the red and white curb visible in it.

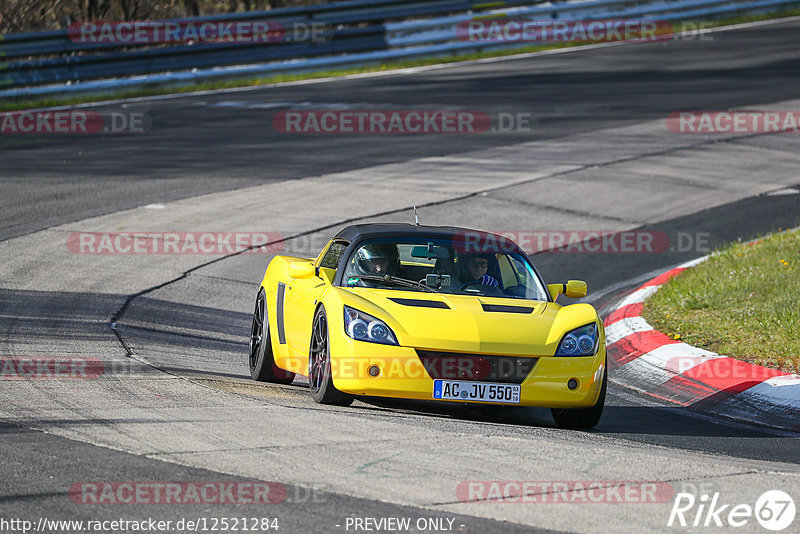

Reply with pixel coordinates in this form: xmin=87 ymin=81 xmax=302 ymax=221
xmin=604 ymin=257 xmax=800 ymax=431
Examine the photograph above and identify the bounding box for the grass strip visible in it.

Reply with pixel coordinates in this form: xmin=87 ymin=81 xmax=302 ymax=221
xmin=643 ymin=227 xmax=800 ymax=373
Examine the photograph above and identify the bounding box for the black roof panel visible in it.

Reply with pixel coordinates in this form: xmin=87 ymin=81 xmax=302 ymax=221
xmin=333 ymin=223 xmax=524 ymax=254
xmin=335 ymin=223 xmax=484 ymax=241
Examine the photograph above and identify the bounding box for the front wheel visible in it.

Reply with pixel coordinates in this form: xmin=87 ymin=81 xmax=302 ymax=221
xmin=551 ymin=364 xmax=606 ymax=429
xmin=308 ymin=306 xmax=353 ymax=406
xmin=249 ymin=289 xmax=295 ymax=384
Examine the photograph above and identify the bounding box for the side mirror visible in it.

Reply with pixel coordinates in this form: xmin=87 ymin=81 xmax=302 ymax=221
xmin=547 ymin=280 xmax=588 ymax=300
xmin=565 ymin=280 xmax=587 ymax=298
xmin=288 ymin=261 xmax=315 ymax=279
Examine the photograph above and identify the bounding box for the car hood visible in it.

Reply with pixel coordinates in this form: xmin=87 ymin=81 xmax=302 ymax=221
xmin=335 ymin=287 xmax=598 ymax=356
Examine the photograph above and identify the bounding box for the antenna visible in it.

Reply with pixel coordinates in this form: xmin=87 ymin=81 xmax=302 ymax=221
xmin=413 ymin=206 xmax=420 ymax=226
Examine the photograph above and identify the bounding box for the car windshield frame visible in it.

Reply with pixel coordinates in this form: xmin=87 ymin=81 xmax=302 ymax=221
xmin=335 ymin=235 xmax=550 ymax=301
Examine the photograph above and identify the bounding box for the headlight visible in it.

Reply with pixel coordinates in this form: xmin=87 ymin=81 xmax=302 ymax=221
xmin=344 ymin=306 xmax=398 ymax=345
xmin=555 ymin=323 xmax=598 ymax=356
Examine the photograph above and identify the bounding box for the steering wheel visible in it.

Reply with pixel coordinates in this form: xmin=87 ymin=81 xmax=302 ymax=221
xmin=458 ymin=279 xmax=487 ymax=291
xmin=458 ymin=280 xmax=504 ymax=297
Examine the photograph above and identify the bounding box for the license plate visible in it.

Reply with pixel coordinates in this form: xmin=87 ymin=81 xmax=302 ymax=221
xmin=433 ymin=380 xmax=520 ymax=404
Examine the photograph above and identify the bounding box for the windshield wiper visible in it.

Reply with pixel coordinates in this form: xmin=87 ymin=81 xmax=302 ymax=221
xmin=350 ymin=274 xmax=437 ymax=292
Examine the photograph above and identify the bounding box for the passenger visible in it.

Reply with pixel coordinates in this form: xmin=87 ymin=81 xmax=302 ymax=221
xmin=459 ymin=253 xmax=499 ymax=288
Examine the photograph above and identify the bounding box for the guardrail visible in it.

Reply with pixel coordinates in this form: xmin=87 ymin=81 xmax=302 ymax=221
xmin=0 ymin=0 xmax=539 ymax=91
xmin=1 ymin=0 xmax=798 ymax=100
xmin=0 ymin=0 xmax=474 ymax=60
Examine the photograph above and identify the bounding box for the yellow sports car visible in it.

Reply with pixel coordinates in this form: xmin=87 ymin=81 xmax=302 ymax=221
xmin=249 ymin=223 xmax=607 ymax=428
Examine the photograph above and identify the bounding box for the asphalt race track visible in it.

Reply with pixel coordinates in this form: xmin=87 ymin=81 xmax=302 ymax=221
xmin=1 ymin=17 xmax=800 ymax=534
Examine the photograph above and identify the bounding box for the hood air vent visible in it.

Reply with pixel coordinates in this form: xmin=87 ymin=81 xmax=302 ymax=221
xmin=481 ymin=303 xmax=534 ymax=314
xmin=388 ymin=298 xmax=450 ymax=309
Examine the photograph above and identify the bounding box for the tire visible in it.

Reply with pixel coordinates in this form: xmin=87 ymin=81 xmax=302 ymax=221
xmin=551 ymin=363 xmax=607 ymax=430
xmin=308 ymin=306 xmax=353 ymax=406
xmin=249 ymin=288 xmax=295 ymax=384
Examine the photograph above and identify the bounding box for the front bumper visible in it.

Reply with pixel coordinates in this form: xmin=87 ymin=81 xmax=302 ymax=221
xmin=332 ymin=341 xmax=606 ymax=408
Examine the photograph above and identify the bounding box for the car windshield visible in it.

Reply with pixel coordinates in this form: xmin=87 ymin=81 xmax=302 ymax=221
xmin=341 ymin=237 xmax=549 ymax=301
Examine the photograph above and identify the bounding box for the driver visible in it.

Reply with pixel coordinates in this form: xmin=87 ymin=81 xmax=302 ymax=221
xmin=460 ymin=253 xmax=499 ymax=288
xmin=356 ymin=243 xmax=402 ymax=276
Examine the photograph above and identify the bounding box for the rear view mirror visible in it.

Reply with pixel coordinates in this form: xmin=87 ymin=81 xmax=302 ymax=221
xmin=410 ymin=244 xmax=449 ymax=259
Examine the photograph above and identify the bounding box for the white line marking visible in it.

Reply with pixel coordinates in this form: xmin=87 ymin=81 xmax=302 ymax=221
xmin=605 ymin=316 xmax=653 ymax=346
xmin=677 ymin=256 xmax=709 ymax=269
xmin=617 ymin=285 xmax=660 ymax=308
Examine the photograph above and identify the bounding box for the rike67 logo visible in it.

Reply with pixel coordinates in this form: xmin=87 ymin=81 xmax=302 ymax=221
xmin=669 ymin=490 xmax=795 ymax=531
